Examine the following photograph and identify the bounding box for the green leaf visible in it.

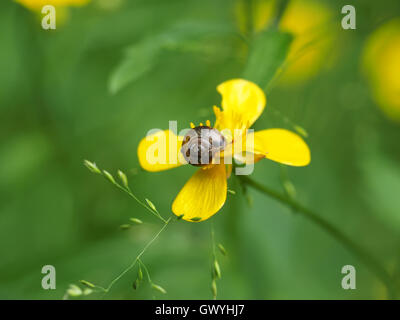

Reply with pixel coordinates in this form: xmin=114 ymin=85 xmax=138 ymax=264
xmin=109 ymin=40 xmax=160 ymax=95
xmin=108 ymin=22 xmax=234 ymax=94
xmin=242 ymin=29 xmax=292 ymax=89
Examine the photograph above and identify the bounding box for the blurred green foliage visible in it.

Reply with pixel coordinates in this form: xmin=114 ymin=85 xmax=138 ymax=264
xmin=1 ymin=0 xmax=400 ymax=300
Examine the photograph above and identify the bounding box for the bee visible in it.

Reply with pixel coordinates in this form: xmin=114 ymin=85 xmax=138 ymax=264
xmin=181 ymin=125 xmax=226 ymax=167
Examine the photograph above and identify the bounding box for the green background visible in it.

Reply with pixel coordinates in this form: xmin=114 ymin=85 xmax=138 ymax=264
xmin=1 ymin=0 xmax=400 ymax=299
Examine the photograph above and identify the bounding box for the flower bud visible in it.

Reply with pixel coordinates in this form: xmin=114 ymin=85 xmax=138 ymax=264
xmin=118 ymin=170 xmax=129 ymax=188
xmin=151 ymin=283 xmax=167 ymax=294
xmin=67 ymin=284 xmax=82 ymax=297
xmin=145 ymin=199 xmax=158 ymax=213
xmin=103 ymin=170 xmax=116 ymax=184
xmin=129 ymin=218 xmax=143 ymax=225
xmin=211 ymin=280 xmax=217 ymax=299
xmin=79 ymin=280 xmax=95 ymax=288
xmin=84 ymin=160 xmax=101 ymax=174
xmin=213 ymin=260 xmax=221 ymax=279
xmin=217 ymin=243 xmax=227 ymax=256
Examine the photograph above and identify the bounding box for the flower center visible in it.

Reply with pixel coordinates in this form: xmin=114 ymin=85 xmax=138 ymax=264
xmin=181 ymin=126 xmax=226 ymax=167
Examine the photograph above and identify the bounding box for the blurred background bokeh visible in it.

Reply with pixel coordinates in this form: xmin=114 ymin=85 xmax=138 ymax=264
xmin=1 ymin=0 xmax=400 ymax=299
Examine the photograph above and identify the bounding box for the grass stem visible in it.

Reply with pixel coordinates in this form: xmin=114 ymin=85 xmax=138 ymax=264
xmin=239 ymin=175 xmax=397 ymax=299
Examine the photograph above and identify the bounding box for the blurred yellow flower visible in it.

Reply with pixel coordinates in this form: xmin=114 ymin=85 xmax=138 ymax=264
xmin=362 ymin=19 xmax=400 ymax=122
xmin=278 ymin=0 xmax=336 ymax=85
xmin=16 ymin=0 xmax=90 ymax=11
xmin=138 ymin=79 xmax=310 ymax=222
xmin=235 ymin=0 xmax=336 ymax=86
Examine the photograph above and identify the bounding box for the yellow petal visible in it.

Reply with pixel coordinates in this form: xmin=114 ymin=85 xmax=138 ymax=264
xmin=137 ymin=129 xmax=187 ymax=172
xmin=215 ymin=79 xmax=266 ymax=131
xmin=172 ymin=165 xmax=227 ymax=222
xmin=246 ymin=129 xmax=310 ymax=166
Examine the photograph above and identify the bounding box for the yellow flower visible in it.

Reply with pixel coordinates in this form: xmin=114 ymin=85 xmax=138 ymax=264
xmin=138 ymin=79 xmax=310 ymax=222
xmin=362 ymin=18 xmax=400 ymax=122
xmin=278 ymin=0 xmax=335 ymax=85
xmin=16 ymin=0 xmax=89 ymax=11
xmin=235 ymin=0 xmax=336 ymax=86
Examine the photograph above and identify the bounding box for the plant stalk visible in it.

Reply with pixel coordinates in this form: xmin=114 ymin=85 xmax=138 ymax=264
xmin=239 ymin=175 xmax=397 ymax=299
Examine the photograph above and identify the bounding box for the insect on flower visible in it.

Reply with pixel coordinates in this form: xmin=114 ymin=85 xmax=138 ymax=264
xmin=138 ymin=79 xmax=310 ymax=222
xmin=180 ymin=124 xmax=226 ymax=167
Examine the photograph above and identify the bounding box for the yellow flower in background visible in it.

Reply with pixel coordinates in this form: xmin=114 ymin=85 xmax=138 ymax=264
xmin=138 ymin=79 xmax=310 ymax=222
xmin=16 ymin=0 xmax=90 ymax=26
xmin=235 ymin=0 xmax=336 ymax=86
xmin=16 ymin=0 xmax=89 ymax=11
xmin=362 ymin=19 xmax=400 ymax=122
xmin=278 ymin=0 xmax=336 ymax=85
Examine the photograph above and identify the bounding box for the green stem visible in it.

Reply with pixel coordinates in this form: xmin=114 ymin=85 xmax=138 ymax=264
xmin=274 ymin=0 xmax=290 ymax=27
xmin=210 ymin=223 xmax=220 ymax=300
xmin=102 ymin=217 xmax=172 ymax=296
xmin=244 ymin=0 xmax=254 ymax=37
xmin=238 ymin=175 xmax=397 ymax=299
xmin=211 ymin=223 xmax=217 ymax=259
xmin=114 ymin=182 xmax=167 ymax=223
